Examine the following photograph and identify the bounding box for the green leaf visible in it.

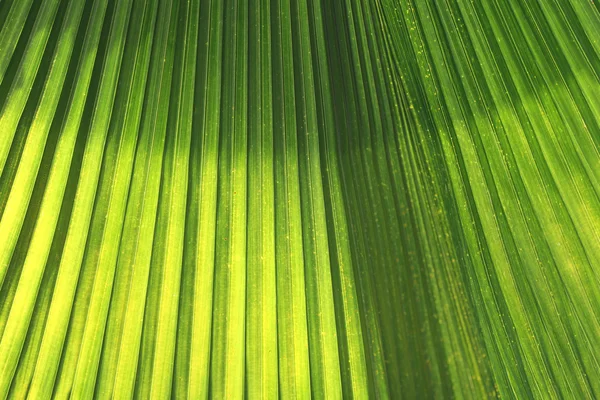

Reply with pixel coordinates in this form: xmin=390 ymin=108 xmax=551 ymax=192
xmin=0 ymin=0 xmax=599 ymax=398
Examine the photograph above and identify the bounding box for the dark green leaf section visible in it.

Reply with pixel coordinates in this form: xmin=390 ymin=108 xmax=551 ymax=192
xmin=0 ymin=0 xmax=599 ymax=398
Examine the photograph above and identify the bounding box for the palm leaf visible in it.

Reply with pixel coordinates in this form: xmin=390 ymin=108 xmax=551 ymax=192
xmin=0 ymin=0 xmax=599 ymax=398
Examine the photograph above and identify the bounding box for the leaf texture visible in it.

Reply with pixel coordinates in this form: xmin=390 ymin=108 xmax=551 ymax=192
xmin=0 ymin=0 xmax=599 ymax=398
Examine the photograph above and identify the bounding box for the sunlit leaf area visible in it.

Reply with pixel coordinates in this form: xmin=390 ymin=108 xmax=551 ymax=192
xmin=0 ymin=0 xmax=599 ymax=398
